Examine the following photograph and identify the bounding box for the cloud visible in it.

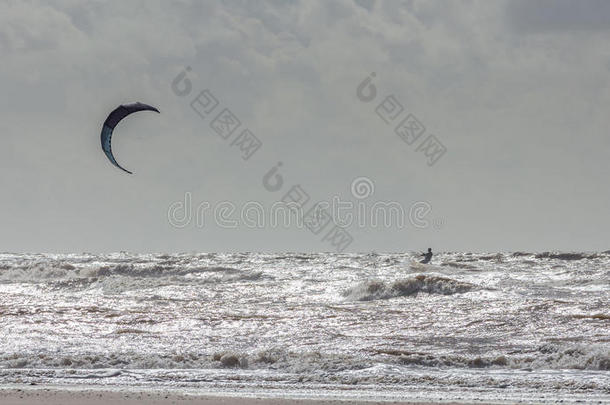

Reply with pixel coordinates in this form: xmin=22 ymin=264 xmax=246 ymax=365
xmin=1 ymin=0 xmax=609 ymax=252
xmin=506 ymin=0 xmax=610 ymax=32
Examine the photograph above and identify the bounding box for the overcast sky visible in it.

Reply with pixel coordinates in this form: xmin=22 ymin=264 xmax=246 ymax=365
xmin=1 ymin=0 xmax=609 ymax=253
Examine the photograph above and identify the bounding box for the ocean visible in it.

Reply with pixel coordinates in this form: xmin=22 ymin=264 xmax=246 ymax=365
xmin=0 ymin=252 xmax=608 ymax=403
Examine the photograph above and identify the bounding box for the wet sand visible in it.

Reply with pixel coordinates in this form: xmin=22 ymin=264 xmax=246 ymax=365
xmin=0 ymin=387 xmax=471 ymax=405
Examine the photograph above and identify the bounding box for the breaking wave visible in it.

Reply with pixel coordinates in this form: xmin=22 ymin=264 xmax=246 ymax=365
xmin=379 ymin=343 xmax=610 ymax=371
xmin=343 ymin=275 xmax=477 ymax=301
xmin=2 ymin=343 xmax=607 ymax=372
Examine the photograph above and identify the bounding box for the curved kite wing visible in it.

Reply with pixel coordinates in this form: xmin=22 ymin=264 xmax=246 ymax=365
xmin=100 ymin=102 xmax=160 ymax=174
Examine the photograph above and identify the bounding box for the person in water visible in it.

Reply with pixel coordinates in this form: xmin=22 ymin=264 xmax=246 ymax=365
xmin=420 ymin=248 xmax=433 ymax=264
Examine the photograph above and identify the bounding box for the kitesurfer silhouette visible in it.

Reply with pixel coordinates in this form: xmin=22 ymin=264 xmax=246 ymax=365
xmin=420 ymin=248 xmax=433 ymax=264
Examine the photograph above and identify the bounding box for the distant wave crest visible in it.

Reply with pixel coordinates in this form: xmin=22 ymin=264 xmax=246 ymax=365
xmin=0 ymin=258 xmax=267 ymax=289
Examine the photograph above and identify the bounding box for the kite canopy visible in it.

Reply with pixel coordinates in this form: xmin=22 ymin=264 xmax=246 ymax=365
xmin=100 ymin=102 xmax=160 ymax=174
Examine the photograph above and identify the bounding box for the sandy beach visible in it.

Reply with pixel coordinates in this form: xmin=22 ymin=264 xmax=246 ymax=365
xmin=0 ymin=387 xmax=469 ymax=405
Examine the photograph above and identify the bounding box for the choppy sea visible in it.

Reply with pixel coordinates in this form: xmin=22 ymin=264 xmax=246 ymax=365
xmin=1 ymin=252 xmax=608 ymax=403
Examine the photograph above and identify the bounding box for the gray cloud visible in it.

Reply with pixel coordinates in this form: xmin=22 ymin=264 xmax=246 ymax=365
xmin=507 ymin=0 xmax=610 ymax=32
xmin=1 ymin=0 xmax=609 ymax=253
